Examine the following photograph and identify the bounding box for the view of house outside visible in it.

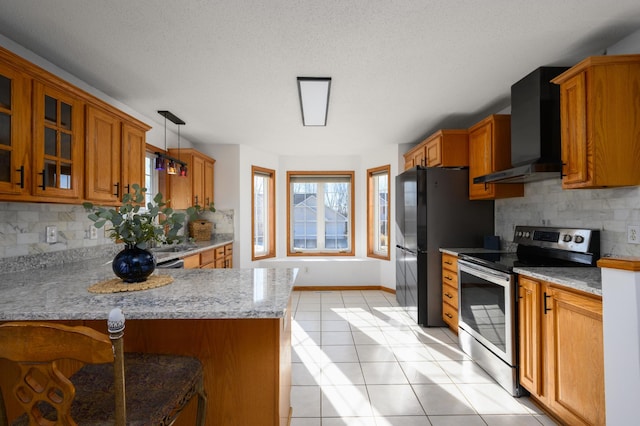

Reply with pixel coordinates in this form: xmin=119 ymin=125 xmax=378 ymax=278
xmin=292 ymin=182 xmax=350 ymax=250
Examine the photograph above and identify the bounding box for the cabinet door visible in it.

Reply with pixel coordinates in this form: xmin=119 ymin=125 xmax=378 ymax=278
xmin=403 ymin=157 xmax=414 ymax=171
xmin=168 ymin=152 xmax=192 ymax=210
xmin=192 ymin=154 xmax=205 ymax=206
xmin=121 ymin=123 xmax=146 ymax=198
xmin=559 ymin=73 xmax=588 ymax=186
xmin=0 ymin=63 xmax=30 ymax=196
xmin=425 ymin=137 xmax=442 ymax=167
xmin=411 ymin=147 xmax=426 ymax=169
xmin=204 ymin=160 xmax=214 ymax=206
xmin=468 ymin=121 xmax=493 ymax=199
xmin=545 ymin=286 xmax=605 ymax=426
xmin=85 ymin=105 xmax=121 ymax=203
xmin=33 ymin=82 xmax=84 ymax=199
xmin=518 ymin=277 xmax=543 ymax=399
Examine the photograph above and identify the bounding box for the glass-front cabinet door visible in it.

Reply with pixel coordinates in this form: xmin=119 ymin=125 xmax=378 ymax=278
xmin=32 ymin=82 xmax=83 ymax=199
xmin=0 ymin=62 xmax=30 ymax=195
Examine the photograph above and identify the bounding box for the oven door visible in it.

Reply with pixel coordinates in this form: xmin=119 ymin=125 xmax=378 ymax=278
xmin=457 ymin=259 xmax=515 ymax=365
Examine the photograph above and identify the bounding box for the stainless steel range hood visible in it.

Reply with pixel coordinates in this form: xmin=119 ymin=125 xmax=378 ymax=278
xmin=473 ymin=67 xmax=569 ymax=184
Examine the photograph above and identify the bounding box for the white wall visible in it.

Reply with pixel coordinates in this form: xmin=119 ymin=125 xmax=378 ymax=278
xmin=200 ymin=144 xmax=400 ymax=287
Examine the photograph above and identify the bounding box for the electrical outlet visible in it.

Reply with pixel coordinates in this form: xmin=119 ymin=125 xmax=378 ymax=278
xmin=90 ymin=225 xmax=98 ymax=240
xmin=46 ymin=226 xmax=57 ymax=243
xmin=628 ymin=225 xmax=640 ymax=244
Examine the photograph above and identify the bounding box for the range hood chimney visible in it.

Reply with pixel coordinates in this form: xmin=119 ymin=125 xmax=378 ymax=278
xmin=474 ymin=66 xmax=569 ymax=184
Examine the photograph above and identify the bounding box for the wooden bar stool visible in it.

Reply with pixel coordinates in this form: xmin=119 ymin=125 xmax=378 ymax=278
xmin=0 ymin=308 xmax=207 ymax=426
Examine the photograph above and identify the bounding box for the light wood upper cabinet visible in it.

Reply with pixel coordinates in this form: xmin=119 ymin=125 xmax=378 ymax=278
xmin=32 ymin=81 xmax=84 ymax=200
xmin=518 ymin=276 xmax=605 ymax=426
xmin=85 ymin=111 xmax=146 ymax=203
xmin=168 ymin=148 xmax=215 ymax=209
xmin=85 ymin=105 xmax=120 ymax=203
xmin=403 ymin=129 xmax=469 ymax=171
xmin=0 ymin=61 xmax=30 ymax=196
xmin=403 ymin=144 xmax=426 ymax=170
xmin=0 ymin=46 xmax=150 ymax=204
xmin=552 ymin=54 xmax=640 ymax=188
xmin=424 ymin=130 xmax=469 ymax=167
xmin=468 ymin=115 xmax=523 ymax=200
xmin=204 ymin=159 xmax=214 ymax=206
xmin=121 ymin=123 xmax=146 ymax=198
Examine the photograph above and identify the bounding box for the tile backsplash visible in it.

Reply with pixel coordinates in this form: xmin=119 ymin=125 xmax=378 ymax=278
xmin=1 ymin=179 xmax=638 ymax=261
xmin=495 ymin=179 xmax=640 ymax=257
xmin=0 ymin=202 xmax=234 ymax=260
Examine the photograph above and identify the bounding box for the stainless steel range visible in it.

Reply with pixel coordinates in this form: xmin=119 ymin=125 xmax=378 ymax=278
xmin=456 ymin=225 xmax=600 ymax=397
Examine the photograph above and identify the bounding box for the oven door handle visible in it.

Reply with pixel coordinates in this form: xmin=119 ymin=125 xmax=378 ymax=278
xmin=458 ymin=260 xmax=511 ymax=285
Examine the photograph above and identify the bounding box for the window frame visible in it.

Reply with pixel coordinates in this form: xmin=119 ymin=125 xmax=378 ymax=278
xmin=367 ymin=165 xmax=391 ymax=260
xmin=252 ymin=165 xmax=276 ymax=260
xmin=286 ymin=170 xmax=355 ymax=256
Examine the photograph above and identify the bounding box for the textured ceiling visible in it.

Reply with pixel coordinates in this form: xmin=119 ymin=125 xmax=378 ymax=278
xmin=1 ymin=0 xmax=639 ymax=156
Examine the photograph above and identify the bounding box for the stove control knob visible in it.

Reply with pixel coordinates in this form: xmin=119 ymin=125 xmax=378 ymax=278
xmin=563 ymin=234 xmax=572 ymax=242
xmin=524 ymin=232 xmax=530 ymax=238
xmin=575 ymin=235 xmax=585 ymax=244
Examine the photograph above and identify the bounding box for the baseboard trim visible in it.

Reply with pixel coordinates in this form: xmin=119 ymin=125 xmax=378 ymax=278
xmin=292 ymin=285 xmax=395 ymax=294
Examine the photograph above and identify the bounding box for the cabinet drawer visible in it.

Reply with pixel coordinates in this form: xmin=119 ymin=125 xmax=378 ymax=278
xmin=442 ymin=303 xmax=458 ymax=331
xmin=200 ymin=248 xmax=216 ymax=266
xmin=225 ymin=244 xmax=233 ymax=256
xmin=442 ymin=269 xmax=458 ymax=288
xmin=215 ymin=246 xmax=226 ymax=259
xmin=183 ymin=254 xmax=200 ymax=269
xmin=442 ymin=253 xmax=458 ymax=271
xmin=442 ymin=283 xmax=458 ymax=308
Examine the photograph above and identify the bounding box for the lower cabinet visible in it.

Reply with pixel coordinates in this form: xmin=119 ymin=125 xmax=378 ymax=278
xmin=184 ymin=243 xmax=234 ymax=269
xmin=441 ymin=253 xmax=459 ymax=332
xmin=518 ymin=276 xmax=605 ymax=426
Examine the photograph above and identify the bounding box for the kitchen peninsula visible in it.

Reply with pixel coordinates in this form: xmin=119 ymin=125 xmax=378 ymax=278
xmin=0 ymin=253 xmax=298 ymax=425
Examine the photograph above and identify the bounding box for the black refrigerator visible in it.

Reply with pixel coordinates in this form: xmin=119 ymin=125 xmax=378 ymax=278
xmin=395 ymin=167 xmax=494 ymax=326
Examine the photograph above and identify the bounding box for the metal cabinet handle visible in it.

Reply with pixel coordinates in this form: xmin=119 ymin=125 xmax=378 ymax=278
xmin=444 ymin=312 xmax=453 ymax=319
xmin=444 ymin=260 xmax=453 ymax=265
xmin=125 ymin=184 xmax=131 ymax=194
xmin=543 ymin=291 xmax=552 ymax=314
xmin=113 ymin=182 xmax=120 ymax=197
xmin=38 ymin=168 xmax=46 ymax=190
xmin=16 ymin=165 xmax=24 ymax=188
xmin=444 ymin=292 xmax=453 ymax=299
xmin=444 ymin=274 xmax=453 ymax=281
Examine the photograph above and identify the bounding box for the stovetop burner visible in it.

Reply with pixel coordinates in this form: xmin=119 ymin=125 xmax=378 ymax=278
xmin=459 ymin=225 xmax=600 ymax=273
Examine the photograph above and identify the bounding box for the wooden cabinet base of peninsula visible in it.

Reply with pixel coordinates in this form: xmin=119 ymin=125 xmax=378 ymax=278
xmin=0 ymin=313 xmax=292 ymax=426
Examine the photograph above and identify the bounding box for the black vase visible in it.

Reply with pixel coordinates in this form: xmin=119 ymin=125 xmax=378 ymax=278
xmin=112 ymin=245 xmax=157 ymax=283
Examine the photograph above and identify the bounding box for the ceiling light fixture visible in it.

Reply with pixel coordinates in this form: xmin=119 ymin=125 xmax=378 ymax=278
xmin=155 ymin=110 xmax=187 ymax=177
xmin=297 ymin=77 xmax=331 ymax=126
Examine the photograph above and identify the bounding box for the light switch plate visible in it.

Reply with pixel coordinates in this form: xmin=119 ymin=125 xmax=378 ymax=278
xmin=46 ymin=226 xmax=57 ymax=243
xmin=628 ymin=225 xmax=640 ymax=244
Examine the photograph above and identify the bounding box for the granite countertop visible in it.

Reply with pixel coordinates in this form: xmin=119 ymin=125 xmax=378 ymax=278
xmin=440 ymin=247 xmax=602 ymax=296
xmin=152 ymin=236 xmax=233 ymax=263
xmin=513 ymin=266 xmax=601 ymax=296
xmin=440 ymin=247 xmax=507 ymax=256
xmin=0 ymin=241 xmax=298 ymax=321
